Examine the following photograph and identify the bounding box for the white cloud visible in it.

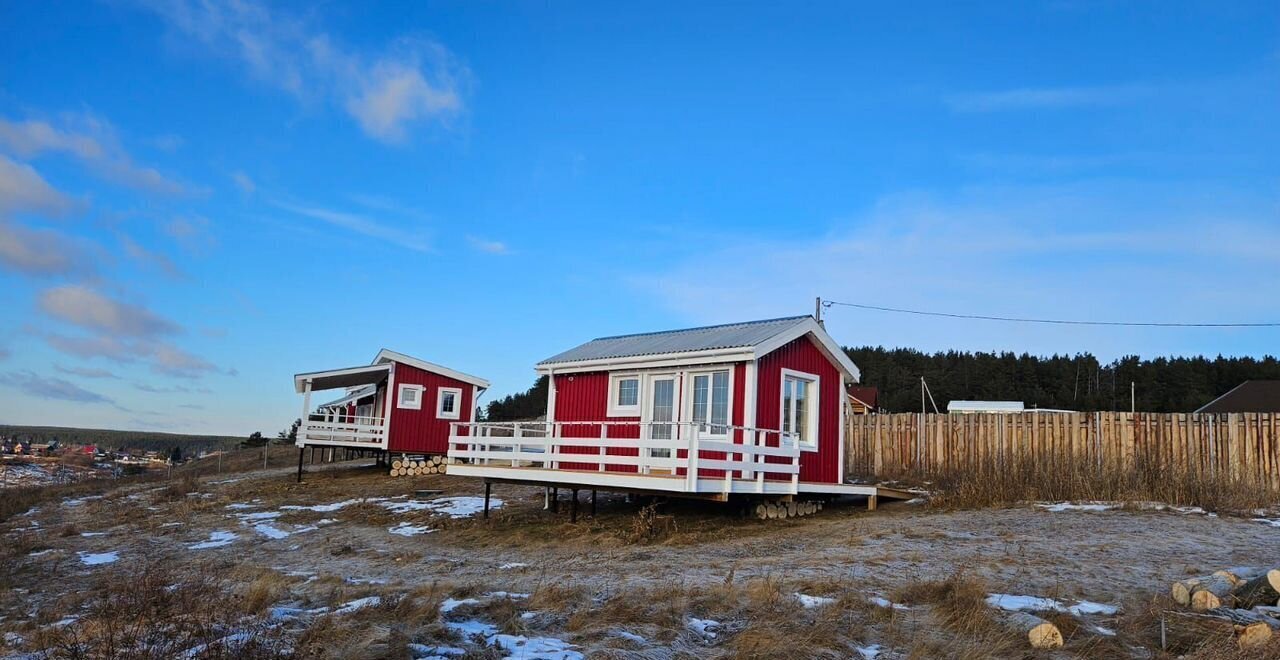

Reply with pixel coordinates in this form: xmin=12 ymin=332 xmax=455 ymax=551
xmin=0 ymin=370 xmax=114 ymax=404
xmin=273 ymin=200 xmax=431 ymax=252
xmin=0 ymin=222 xmax=96 ymax=277
xmin=38 ymin=285 xmax=180 ymax=339
xmin=946 ymin=84 xmax=1149 ymax=112
xmin=467 ymin=236 xmax=509 ymax=255
xmin=53 ymin=364 xmax=120 ymax=379
xmin=0 ymin=115 xmax=188 ymax=195
xmin=118 ymin=233 xmax=186 ymax=280
xmin=136 ymin=0 xmax=468 ymax=144
xmin=0 ymin=156 xmax=75 ymax=216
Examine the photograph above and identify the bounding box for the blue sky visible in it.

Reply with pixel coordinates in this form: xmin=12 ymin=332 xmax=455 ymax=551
xmin=0 ymin=1 xmax=1277 ymax=435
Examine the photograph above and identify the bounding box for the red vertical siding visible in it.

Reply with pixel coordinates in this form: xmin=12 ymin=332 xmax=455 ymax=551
xmin=553 ymin=372 xmax=639 ymax=471
xmin=387 ymin=362 xmax=475 ymax=455
xmin=755 ymin=336 xmax=842 ymax=484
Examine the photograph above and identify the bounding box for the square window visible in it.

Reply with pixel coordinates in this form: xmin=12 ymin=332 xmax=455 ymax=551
xmin=608 ymin=374 xmax=641 ymax=416
xmin=437 ymin=387 xmax=463 ymax=419
xmin=398 ymin=384 xmax=423 ymax=410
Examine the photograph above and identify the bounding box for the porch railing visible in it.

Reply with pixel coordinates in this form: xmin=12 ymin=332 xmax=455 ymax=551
xmin=301 ymin=413 xmax=387 ymax=445
xmin=447 ymin=421 xmax=801 ymax=494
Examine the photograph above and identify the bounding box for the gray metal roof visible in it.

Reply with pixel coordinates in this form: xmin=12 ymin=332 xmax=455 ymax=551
xmin=537 ymin=316 xmax=813 ymax=366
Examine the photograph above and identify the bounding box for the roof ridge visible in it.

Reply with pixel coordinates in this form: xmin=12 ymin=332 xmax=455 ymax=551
xmin=590 ymin=315 xmax=811 ymax=342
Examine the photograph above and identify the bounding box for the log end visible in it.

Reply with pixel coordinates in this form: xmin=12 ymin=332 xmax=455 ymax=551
xmin=1172 ymin=582 xmax=1192 ymax=606
xmin=1237 ymin=622 xmax=1273 ymax=649
xmin=1192 ymin=590 xmax=1223 ymax=612
xmin=1028 ymin=622 xmax=1064 ymax=649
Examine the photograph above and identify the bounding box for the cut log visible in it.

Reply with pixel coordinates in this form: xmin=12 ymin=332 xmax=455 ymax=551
xmin=996 ymin=610 xmax=1063 ymax=649
xmin=1209 ymin=607 xmax=1280 ymax=648
xmin=1213 ymin=567 xmax=1268 ymax=586
xmin=1191 ymin=575 xmax=1238 ymax=611
xmin=391 ymin=459 xmax=403 ymax=470
xmin=1173 ymin=576 xmax=1214 ymax=606
xmin=1235 ymin=569 xmax=1280 ymax=609
xmin=766 ymin=503 xmax=780 ymax=519
xmin=754 ymin=503 xmax=767 ymax=519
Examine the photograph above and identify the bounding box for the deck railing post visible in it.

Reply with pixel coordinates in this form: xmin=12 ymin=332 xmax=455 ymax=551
xmin=513 ymin=424 xmax=523 ymax=468
xmin=599 ymin=423 xmax=607 ymax=472
xmin=756 ymin=430 xmax=766 ymax=493
xmin=687 ymin=424 xmax=700 ymax=492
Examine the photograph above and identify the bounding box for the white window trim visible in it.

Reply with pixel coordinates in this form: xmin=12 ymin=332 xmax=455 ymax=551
xmin=436 ymin=386 xmax=463 ymax=420
xmin=685 ymin=367 xmax=734 ymax=440
xmin=779 ymin=368 xmax=820 ymax=452
xmin=607 ymin=373 xmax=642 ymax=417
xmin=398 ymin=383 xmax=424 ymax=410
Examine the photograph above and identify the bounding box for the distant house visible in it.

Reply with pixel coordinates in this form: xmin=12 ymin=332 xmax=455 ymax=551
xmin=1195 ymin=380 xmax=1280 ymax=414
xmin=847 ymin=385 xmax=878 ymax=415
xmin=947 ymin=400 xmax=1025 ymax=414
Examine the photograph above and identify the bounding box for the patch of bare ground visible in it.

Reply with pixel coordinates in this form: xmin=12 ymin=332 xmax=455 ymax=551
xmin=2 ymin=460 xmax=1278 ymax=658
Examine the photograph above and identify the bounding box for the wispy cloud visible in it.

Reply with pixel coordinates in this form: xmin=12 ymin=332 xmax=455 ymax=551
xmin=0 ymin=222 xmax=98 ymax=278
xmin=118 ymin=233 xmax=186 ymax=280
xmin=0 ymin=370 xmax=114 ymax=404
xmin=39 ymin=285 xmax=180 ymax=339
xmin=0 ymin=114 xmax=189 ymax=195
xmin=273 ymin=200 xmax=431 ymax=252
xmin=136 ymin=0 xmax=468 ymax=144
xmin=0 ymin=156 xmax=76 ymax=216
xmin=231 ymin=171 xmax=255 ymax=194
xmin=133 ymin=382 xmax=210 ymax=394
xmin=467 ymin=236 xmax=510 ymax=255
xmin=946 ymin=83 xmax=1149 ymax=112
xmin=53 ymin=364 xmax=119 ymax=379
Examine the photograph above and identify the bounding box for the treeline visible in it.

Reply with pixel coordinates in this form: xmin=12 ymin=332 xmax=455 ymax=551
xmin=847 ymin=347 xmax=1280 ymax=413
xmin=0 ymin=425 xmax=242 ymax=454
xmin=483 ymin=350 xmax=1280 ymax=419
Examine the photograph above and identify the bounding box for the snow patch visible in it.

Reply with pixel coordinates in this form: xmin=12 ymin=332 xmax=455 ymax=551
xmin=63 ymin=495 xmax=104 ymax=507
xmin=408 ymin=643 xmax=466 ymax=659
xmin=485 ymin=591 xmax=530 ymax=599
xmin=280 ymin=499 xmax=363 ymax=513
xmin=189 ymin=531 xmax=237 ymax=550
xmin=868 ymin=596 xmax=910 ymax=611
xmin=381 ymin=496 xmax=502 ymax=518
xmin=253 ymin=523 xmax=290 ymax=539
xmin=78 ymin=551 xmax=119 ymax=565
xmin=795 ymin=593 xmax=836 ymax=608
xmin=389 ymin=522 xmax=434 ymax=537
xmin=1036 ymin=502 xmax=1116 ymax=513
xmin=614 ymin=630 xmax=646 ymax=644
xmin=333 ymin=596 xmax=381 ymax=615
xmin=987 ymin=594 xmax=1118 ymax=617
xmin=1253 ymin=518 xmax=1280 ymax=528
xmin=441 ymin=598 xmax=480 ymax=613
xmin=499 ymin=562 xmax=529 ymax=570
xmin=445 ymin=619 xmax=582 ymax=660
xmin=687 ymin=617 xmax=720 ymax=639
xmin=856 ymin=644 xmax=882 ymax=659
xmin=28 ymin=549 xmax=55 ymax=557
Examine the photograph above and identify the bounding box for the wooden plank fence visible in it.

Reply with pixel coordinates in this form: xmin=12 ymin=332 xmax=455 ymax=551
xmin=845 ymin=412 xmax=1280 ymax=489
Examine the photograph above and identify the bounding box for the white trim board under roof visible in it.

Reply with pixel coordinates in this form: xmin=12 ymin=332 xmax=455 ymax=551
xmin=536 ymin=316 xmax=860 ymax=381
xmin=294 ymin=363 xmax=391 ymax=393
xmin=373 ymin=349 xmax=491 ymax=390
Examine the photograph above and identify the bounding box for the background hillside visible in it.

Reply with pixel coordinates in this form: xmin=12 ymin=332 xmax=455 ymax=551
xmin=484 ymin=349 xmax=1280 ymax=420
xmin=0 ymin=425 xmax=242 ymax=454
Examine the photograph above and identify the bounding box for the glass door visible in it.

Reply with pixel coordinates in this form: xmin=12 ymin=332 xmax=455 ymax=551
xmin=645 ymin=375 xmax=676 ymax=464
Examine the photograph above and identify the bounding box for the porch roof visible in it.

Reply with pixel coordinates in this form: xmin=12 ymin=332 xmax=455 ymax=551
xmin=294 ymin=363 xmax=391 ymax=393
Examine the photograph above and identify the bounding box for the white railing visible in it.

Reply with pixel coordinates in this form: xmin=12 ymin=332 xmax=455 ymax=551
xmin=301 ymin=413 xmax=386 ymax=445
xmin=447 ymin=421 xmax=801 ymax=494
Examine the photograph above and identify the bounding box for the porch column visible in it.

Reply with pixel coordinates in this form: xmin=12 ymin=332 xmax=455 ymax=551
xmin=380 ymin=364 xmax=396 ymax=449
xmin=300 ymin=379 xmax=312 ymax=444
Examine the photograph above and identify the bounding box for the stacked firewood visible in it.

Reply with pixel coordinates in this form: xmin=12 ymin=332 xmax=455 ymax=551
xmin=389 ymin=455 xmax=447 ymax=478
xmin=753 ymin=499 xmax=822 ymax=519
xmin=1170 ymin=567 xmax=1280 ymax=649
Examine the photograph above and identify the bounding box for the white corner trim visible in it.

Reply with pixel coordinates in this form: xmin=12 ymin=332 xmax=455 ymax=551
xmin=397 ymin=383 xmax=424 ymax=410
xmin=779 ymin=367 xmax=821 ymax=452
xmin=436 ymin=386 xmax=463 ymax=419
xmin=752 ymin=317 xmax=860 ymax=382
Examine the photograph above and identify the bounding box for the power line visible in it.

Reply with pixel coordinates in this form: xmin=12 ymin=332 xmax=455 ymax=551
xmin=820 ymin=300 xmax=1280 ymax=328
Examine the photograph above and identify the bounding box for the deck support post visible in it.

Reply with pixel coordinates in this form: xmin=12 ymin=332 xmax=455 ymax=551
xmin=590 ymin=489 xmax=597 ymax=517
xmin=483 ymin=481 xmax=492 ymax=520
xmin=570 ymin=489 xmax=579 ymax=523
xmin=552 ymin=487 xmax=559 ymax=513
xmin=867 ymin=494 xmax=878 ymax=511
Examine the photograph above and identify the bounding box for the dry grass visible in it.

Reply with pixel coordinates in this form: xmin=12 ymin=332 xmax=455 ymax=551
xmin=917 ymin=454 xmax=1279 ymax=513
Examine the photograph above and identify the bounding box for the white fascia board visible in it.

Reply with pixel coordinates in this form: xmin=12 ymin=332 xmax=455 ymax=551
xmin=751 ymin=317 xmax=861 ymax=382
xmin=293 ymin=363 xmax=392 ymax=393
xmin=372 ymin=348 xmax=491 ymax=389
xmin=535 ymin=348 xmax=755 ymax=375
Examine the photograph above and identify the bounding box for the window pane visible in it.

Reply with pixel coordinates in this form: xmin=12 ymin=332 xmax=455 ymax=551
xmin=710 ymin=371 xmax=729 ymax=434
xmin=616 ymin=378 xmax=639 ymax=407
xmin=650 ymin=379 xmax=674 ymax=451
xmin=782 ymin=378 xmax=793 ymax=435
xmin=441 ymin=392 xmax=455 ymax=412
xmin=794 ymin=380 xmax=808 ymax=442
xmin=692 ymin=375 xmax=709 ymax=425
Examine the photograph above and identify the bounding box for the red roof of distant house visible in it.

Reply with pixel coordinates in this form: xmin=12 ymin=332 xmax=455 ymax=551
xmin=848 ymin=385 xmax=878 ymax=409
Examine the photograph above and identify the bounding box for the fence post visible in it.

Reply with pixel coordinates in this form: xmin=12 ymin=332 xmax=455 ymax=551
xmin=686 ymin=424 xmax=700 ymax=492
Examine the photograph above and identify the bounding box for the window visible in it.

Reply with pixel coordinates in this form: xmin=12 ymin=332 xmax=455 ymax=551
xmin=690 ymin=370 xmax=730 ymax=437
xmin=607 ymin=374 xmax=641 ymax=416
xmin=398 ymin=384 xmax=423 ymax=410
xmin=781 ymin=369 xmax=820 ymax=450
xmin=437 ymin=387 xmax=463 ymax=420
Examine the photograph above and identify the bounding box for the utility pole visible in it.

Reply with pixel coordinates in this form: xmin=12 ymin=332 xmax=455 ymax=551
xmin=814 ymin=297 xmax=823 ymax=325
xmin=1131 ymin=381 xmax=1136 ymax=413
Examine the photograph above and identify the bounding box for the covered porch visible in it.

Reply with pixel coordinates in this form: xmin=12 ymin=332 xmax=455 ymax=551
xmin=294 ymin=362 xmax=394 ymax=449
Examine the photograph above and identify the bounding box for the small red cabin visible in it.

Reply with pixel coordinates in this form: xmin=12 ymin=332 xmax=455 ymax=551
xmin=293 ymin=349 xmax=489 ymax=456
xmin=448 ymin=316 xmax=878 ymax=500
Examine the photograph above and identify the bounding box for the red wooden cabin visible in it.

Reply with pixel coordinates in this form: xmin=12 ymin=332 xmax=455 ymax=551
xmin=293 ymin=349 xmax=489 ymax=458
xmin=448 ymin=316 xmax=887 ymax=500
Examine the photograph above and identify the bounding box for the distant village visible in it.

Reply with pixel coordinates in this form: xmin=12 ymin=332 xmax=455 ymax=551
xmin=0 ymin=434 xmax=230 ymax=489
